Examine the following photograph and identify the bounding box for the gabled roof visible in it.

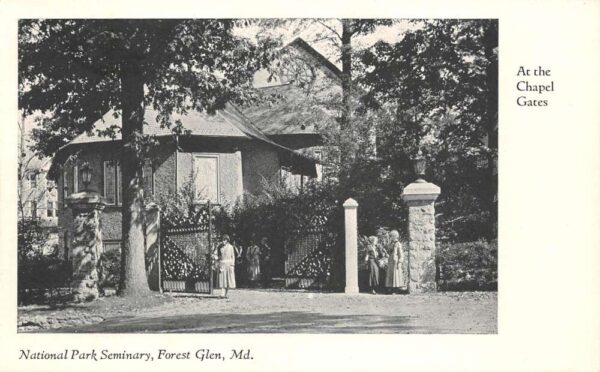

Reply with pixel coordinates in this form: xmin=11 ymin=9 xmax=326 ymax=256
xmin=69 ymin=104 xmax=250 ymax=145
xmin=286 ymin=38 xmax=342 ymax=81
xmin=242 ymin=83 xmax=334 ymax=136
xmin=242 ymin=38 xmax=342 ymax=141
xmin=50 ymin=102 xmax=317 ymax=178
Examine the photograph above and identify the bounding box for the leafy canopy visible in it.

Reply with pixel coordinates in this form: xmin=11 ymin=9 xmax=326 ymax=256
xmin=19 ymin=19 xmax=279 ymax=156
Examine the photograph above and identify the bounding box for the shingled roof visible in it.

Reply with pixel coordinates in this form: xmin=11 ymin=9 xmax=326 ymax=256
xmin=50 ymin=102 xmax=317 ymax=178
xmin=242 ymin=38 xmax=341 ymax=142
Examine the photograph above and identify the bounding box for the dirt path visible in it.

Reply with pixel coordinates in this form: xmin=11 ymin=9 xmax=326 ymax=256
xmin=28 ymin=290 xmax=496 ymax=334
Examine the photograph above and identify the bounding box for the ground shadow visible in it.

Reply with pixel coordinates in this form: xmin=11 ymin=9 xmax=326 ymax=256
xmin=42 ymin=311 xmax=447 ymax=334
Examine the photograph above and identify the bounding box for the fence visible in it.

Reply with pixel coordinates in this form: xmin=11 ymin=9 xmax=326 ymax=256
xmin=284 ymin=227 xmax=338 ymax=289
xmin=159 ymin=203 xmax=215 ymax=294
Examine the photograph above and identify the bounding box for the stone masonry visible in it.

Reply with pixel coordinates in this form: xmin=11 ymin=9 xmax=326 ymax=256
xmin=402 ymin=181 xmax=441 ymax=294
xmin=67 ymin=192 xmax=106 ymax=302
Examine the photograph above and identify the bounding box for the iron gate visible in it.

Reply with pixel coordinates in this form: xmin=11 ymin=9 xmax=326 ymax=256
xmin=159 ymin=203 xmax=215 ymax=293
xmin=284 ymin=226 xmax=337 ymax=289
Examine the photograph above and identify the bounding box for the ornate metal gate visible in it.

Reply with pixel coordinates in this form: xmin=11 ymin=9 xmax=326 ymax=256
xmin=159 ymin=203 xmax=214 ymax=294
xmin=284 ymin=226 xmax=337 ymax=289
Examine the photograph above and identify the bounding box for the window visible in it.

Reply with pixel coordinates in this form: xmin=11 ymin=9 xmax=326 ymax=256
xmin=314 ymin=150 xmax=323 ymax=182
xmin=27 ymin=172 xmax=37 ymax=188
xmin=63 ymin=171 xmax=69 ymax=200
xmin=104 ymin=160 xmax=152 ymax=205
xmin=143 ymin=161 xmax=154 ymax=197
xmin=24 ymin=201 xmax=32 ymax=217
xmin=103 ymin=241 xmax=122 ymax=253
xmin=47 ymin=201 xmax=56 ymax=218
xmin=31 ymin=201 xmax=37 ymax=219
xmin=193 ymin=155 xmax=219 ymax=204
xmin=73 ymin=164 xmax=79 ymax=193
xmin=103 ymin=160 xmax=121 ymax=205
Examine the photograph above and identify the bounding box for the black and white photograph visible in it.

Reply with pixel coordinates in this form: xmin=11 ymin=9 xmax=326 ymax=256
xmin=16 ymin=18 xmax=498 ymax=334
xmin=3 ymin=3 xmax=599 ymax=370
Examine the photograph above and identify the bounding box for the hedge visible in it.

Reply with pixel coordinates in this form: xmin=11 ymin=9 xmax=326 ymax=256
xmin=436 ymin=239 xmax=497 ymax=291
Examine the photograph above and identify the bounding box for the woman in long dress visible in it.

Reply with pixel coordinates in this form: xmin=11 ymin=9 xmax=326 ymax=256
xmin=246 ymin=241 xmax=261 ymax=285
xmin=385 ymin=230 xmax=404 ymax=293
xmin=365 ymin=236 xmax=380 ymax=294
xmin=216 ymin=234 xmax=236 ymax=298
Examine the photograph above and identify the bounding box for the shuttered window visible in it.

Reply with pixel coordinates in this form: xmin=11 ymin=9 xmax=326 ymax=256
xmin=193 ymin=155 xmax=219 ymax=204
xmin=143 ymin=161 xmax=154 ymax=197
xmin=104 ymin=160 xmax=151 ymax=204
xmin=63 ymin=171 xmax=69 ymax=200
xmin=73 ymin=164 xmax=79 ymax=193
xmin=103 ymin=160 xmax=119 ymax=205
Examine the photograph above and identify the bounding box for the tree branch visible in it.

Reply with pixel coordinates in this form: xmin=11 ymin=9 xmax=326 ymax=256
xmin=314 ymin=20 xmax=342 ymax=41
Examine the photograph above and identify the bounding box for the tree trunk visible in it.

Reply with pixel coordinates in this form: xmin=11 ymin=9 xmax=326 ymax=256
xmin=483 ymin=22 xmax=498 ymax=240
xmin=118 ymin=58 xmax=151 ymax=296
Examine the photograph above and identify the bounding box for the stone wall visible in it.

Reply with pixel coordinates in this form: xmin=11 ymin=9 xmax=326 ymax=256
xmin=402 ymin=180 xmax=440 ymax=294
xmin=406 ymin=200 xmax=437 ymax=293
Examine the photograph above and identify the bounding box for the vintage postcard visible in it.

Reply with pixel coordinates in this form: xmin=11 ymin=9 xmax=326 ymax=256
xmin=0 ymin=0 xmax=598 ymax=371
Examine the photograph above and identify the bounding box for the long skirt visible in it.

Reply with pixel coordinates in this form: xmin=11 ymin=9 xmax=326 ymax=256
xmin=217 ymin=263 xmax=236 ymax=289
xmin=247 ymin=262 xmax=260 ymax=281
xmin=368 ymin=258 xmax=379 ymax=287
xmin=385 ymin=258 xmax=404 ymax=288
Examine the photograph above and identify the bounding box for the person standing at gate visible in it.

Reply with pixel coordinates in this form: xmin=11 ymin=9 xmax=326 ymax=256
xmin=365 ymin=236 xmax=380 ymax=294
xmin=217 ymin=234 xmax=236 ymax=298
xmin=385 ymin=230 xmax=404 ymax=293
xmin=259 ymin=237 xmax=271 ymax=286
xmin=246 ymin=240 xmax=261 ymax=286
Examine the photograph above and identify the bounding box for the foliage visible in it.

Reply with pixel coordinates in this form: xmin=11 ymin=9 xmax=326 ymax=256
xmin=20 ymin=19 xmax=279 ymax=156
xmin=18 ymin=219 xmax=52 ymax=261
xmin=214 ymin=179 xmax=342 ymax=247
xmin=359 ymin=19 xmax=498 ymax=243
xmin=19 ymin=19 xmax=278 ymax=295
xmin=97 ymin=250 xmax=121 ymax=290
xmin=436 ymin=240 xmax=498 ymax=291
xmin=153 ymin=177 xmax=213 ymax=228
xmin=18 ymin=251 xmax=71 ymax=305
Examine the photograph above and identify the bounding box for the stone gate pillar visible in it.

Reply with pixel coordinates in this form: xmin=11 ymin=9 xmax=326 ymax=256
xmin=66 ymin=191 xmax=106 ymax=302
xmin=343 ymin=198 xmax=359 ymax=294
xmin=401 ymin=181 xmax=441 ymax=294
xmin=144 ymin=203 xmax=161 ymax=291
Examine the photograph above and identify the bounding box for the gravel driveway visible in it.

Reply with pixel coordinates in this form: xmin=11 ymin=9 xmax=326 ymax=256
xmin=24 ymin=289 xmax=496 ymax=334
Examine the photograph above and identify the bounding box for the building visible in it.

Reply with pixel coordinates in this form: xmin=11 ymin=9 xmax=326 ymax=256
xmin=18 ymin=154 xmax=59 ymax=255
xmin=50 ymin=37 xmax=342 ymax=258
xmin=50 ymin=102 xmax=318 ymax=256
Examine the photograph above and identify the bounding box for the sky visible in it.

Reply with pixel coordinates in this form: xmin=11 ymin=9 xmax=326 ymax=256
xmin=235 ymin=19 xmax=415 ymax=69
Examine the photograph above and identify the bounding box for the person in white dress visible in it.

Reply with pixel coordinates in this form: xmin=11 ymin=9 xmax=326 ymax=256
xmin=216 ymin=234 xmax=236 ymax=298
xmin=385 ymin=230 xmax=405 ymax=292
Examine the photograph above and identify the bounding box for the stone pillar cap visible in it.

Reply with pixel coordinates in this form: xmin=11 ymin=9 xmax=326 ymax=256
xmin=66 ymin=191 xmax=107 ymax=206
xmin=402 ymin=181 xmax=441 ymax=202
xmin=343 ymin=198 xmax=359 ymax=208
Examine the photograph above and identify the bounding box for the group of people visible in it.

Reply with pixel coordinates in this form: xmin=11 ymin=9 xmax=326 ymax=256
xmin=365 ymin=230 xmax=406 ymax=294
xmin=214 ymin=229 xmax=406 ymax=298
xmin=213 ymin=235 xmax=270 ymax=298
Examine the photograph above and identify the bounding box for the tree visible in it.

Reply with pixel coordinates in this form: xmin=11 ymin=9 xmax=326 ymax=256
xmin=257 ymin=19 xmax=395 ymax=185
xmin=359 ymin=19 xmax=498 ymax=241
xmin=19 ymin=19 xmax=277 ymax=296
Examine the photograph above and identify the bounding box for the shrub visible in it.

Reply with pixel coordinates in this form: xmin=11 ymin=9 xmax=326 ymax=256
xmin=97 ymin=250 xmax=121 ymax=290
xmin=18 ymin=219 xmax=70 ymax=304
xmin=436 ymin=239 xmax=497 ymax=291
